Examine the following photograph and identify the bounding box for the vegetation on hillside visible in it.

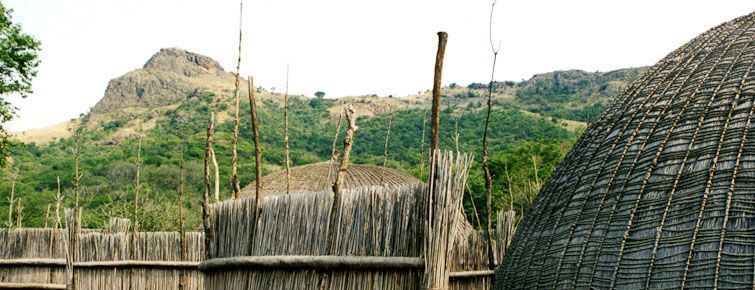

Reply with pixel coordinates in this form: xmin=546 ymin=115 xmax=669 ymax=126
xmin=0 ymin=2 xmax=40 ymax=165
xmin=1 ymin=91 xmax=577 ymax=230
xmin=0 ymin=63 xmax=649 ymax=231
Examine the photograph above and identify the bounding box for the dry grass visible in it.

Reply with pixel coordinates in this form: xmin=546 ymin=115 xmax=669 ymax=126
xmin=239 ymin=162 xmax=421 ymax=197
xmin=10 ymin=120 xmax=76 ymax=144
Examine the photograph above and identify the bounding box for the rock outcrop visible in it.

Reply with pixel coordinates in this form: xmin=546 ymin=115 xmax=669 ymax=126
xmin=90 ymin=48 xmax=235 ymax=114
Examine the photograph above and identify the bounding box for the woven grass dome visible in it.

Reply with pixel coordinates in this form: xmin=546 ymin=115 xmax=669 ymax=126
xmin=496 ymin=12 xmax=755 ymax=289
xmin=240 ymin=162 xmax=421 ymax=196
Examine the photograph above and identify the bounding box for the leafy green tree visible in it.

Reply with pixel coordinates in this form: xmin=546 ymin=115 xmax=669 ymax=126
xmin=0 ymin=2 xmax=41 ymax=165
xmin=314 ymin=91 xmax=325 ymax=99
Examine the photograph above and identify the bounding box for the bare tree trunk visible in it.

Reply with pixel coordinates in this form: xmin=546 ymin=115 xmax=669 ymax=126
xmin=72 ymin=129 xmax=81 ymax=221
xmin=429 ymin=32 xmax=448 ymax=154
xmin=427 ymin=33 xmax=448 ymax=247
xmin=44 ymin=204 xmax=51 ymax=228
xmin=133 ymin=137 xmax=142 ymax=233
xmin=531 ymin=154 xmax=541 ymax=189
xmin=247 ymin=77 xmax=263 ymax=223
xmin=211 ymin=148 xmax=220 ymax=202
xmin=465 ymin=183 xmax=483 ymax=229
xmin=331 ymin=106 xmax=358 ymax=196
xmin=419 ymin=118 xmax=426 ymax=180
xmin=55 ymin=176 xmax=62 ymax=229
xmin=203 ymin=112 xmax=216 ymax=260
xmin=326 ymin=102 xmax=344 ymax=186
xmin=283 ymin=65 xmax=291 ymax=194
xmin=230 ymin=0 xmax=244 ymax=199
xmin=454 ymin=117 xmax=460 ymax=152
xmin=505 ymin=162 xmax=514 ymax=211
xmin=14 ymin=198 xmax=22 ymax=228
xmin=6 ymin=172 xmax=15 ymax=229
xmin=481 ymin=0 xmax=501 ymax=269
xmin=382 ymin=115 xmax=393 ymax=168
xmin=320 ymin=105 xmax=358 ymax=290
xmin=178 ymin=140 xmax=186 ymax=290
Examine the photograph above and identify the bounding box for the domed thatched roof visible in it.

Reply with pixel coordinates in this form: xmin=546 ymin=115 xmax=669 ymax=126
xmin=240 ymin=162 xmax=421 ymax=196
xmin=496 ymin=12 xmax=755 ymax=289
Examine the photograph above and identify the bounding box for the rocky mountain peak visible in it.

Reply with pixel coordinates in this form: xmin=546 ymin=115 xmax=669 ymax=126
xmin=90 ymin=48 xmax=236 ymax=115
xmin=143 ymin=47 xmax=227 ymax=77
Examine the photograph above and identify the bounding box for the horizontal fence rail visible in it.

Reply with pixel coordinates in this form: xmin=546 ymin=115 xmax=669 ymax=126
xmin=199 ymin=255 xmax=423 ymax=272
xmin=0 ymin=282 xmax=66 ymax=289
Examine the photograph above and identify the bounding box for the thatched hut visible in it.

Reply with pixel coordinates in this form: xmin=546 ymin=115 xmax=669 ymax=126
xmin=239 ymin=162 xmax=421 ymax=196
xmin=496 ymin=12 xmax=755 ymax=289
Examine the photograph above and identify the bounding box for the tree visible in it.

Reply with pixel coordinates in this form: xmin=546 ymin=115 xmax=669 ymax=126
xmin=0 ymin=2 xmax=41 ymax=165
xmin=314 ymin=91 xmax=325 ymax=99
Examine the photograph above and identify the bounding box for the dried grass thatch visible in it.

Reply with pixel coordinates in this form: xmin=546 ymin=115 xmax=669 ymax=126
xmin=239 ymin=162 xmax=421 ymax=196
xmin=496 ymin=11 xmax=755 ymax=289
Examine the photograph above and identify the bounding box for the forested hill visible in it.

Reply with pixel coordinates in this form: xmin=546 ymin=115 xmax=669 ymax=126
xmin=2 ymin=48 xmax=648 ymax=231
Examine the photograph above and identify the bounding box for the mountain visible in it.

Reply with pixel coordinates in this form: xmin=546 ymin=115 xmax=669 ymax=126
xmin=3 ymin=48 xmax=648 ymax=230
xmin=91 ymin=48 xmax=234 ymax=115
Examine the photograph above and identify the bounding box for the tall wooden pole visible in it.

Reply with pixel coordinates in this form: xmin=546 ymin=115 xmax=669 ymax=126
xmin=230 ymin=0 xmax=244 ymax=199
xmin=248 ymin=77 xmax=263 ymax=223
xmin=482 ymin=0 xmax=501 ymax=268
xmin=326 ymin=102 xmax=344 ymax=186
xmin=55 ymin=176 xmax=62 ymax=229
xmin=5 ymin=172 xmax=15 ymax=229
xmin=178 ymin=137 xmax=186 ymax=290
xmin=210 ymin=146 xmax=220 ymax=202
xmin=419 ymin=118 xmax=427 ymax=180
xmin=331 ymin=106 xmax=358 ymax=196
xmin=423 ymin=31 xmax=449 ymax=290
xmin=202 ymin=112 xmax=216 ymax=260
xmin=429 ymin=31 xmax=448 ymax=154
xmin=320 ymin=105 xmax=358 ymax=290
xmin=133 ymin=137 xmax=142 ymax=232
xmin=283 ymin=65 xmax=291 ymax=194
xmin=382 ymin=115 xmax=393 ymax=168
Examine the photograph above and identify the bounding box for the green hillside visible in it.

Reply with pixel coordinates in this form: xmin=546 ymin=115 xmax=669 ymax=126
xmin=0 ymin=48 xmax=648 ymax=231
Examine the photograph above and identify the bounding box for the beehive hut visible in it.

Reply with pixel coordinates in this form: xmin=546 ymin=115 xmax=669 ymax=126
xmin=239 ymin=162 xmax=421 ymax=196
xmin=496 ymin=12 xmax=755 ymax=289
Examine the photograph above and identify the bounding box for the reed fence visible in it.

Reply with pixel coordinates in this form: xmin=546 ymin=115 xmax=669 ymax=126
xmin=0 ymin=155 xmax=517 ymax=290
xmin=0 ymin=218 xmax=205 ymax=290
xmin=201 ymin=152 xmax=514 ymax=290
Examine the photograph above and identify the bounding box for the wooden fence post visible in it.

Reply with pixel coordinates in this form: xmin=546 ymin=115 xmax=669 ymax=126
xmin=429 ymin=31 xmax=448 ymax=155
xmin=248 ymin=76 xmax=263 ymax=227
xmin=64 ymin=209 xmax=79 ymax=290
xmin=203 ymin=112 xmax=216 ymax=260
xmin=424 ymin=30 xmax=451 ymax=290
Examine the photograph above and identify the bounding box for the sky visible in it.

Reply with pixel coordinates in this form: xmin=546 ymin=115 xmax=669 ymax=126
xmin=4 ymin=0 xmax=754 ymax=131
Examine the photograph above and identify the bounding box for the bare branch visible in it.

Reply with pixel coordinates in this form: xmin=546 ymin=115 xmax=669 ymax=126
xmin=247 ymin=76 xmax=263 ymax=223
xmin=283 ymin=64 xmax=291 ymax=194
xmin=430 ymin=32 xmax=448 ymax=154
xmin=203 ymin=112 xmax=216 ymax=260
xmin=482 ymin=0 xmax=501 ymax=268
xmin=230 ymin=0 xmax=244 ymax=199
xmin=326 ymin=101 xmax=344 ymax=187
xmin=331 ymin=105 xmax=358 ymax=196
xmin=133 ymin=136 xmax=143 ymax=233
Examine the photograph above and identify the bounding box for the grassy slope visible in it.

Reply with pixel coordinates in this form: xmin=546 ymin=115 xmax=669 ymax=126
xmin=2 ymin=66 xmax=647 ymax=230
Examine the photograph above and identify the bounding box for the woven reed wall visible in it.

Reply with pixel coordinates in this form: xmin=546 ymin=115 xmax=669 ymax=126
xmin=0 ymin=228 xmax=66 ymax=285
xmin=205 ymin=185 xmax=426 ymax=290
xmin=496 ymin=11 xmax=755 ymax=290
xmin=75 ymin=231 xmax=204 ymax=290
xmin=449 ymin=222 xmax=493 ymax=290
xmin=0 ymin=228 xmax=205 ymax=289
